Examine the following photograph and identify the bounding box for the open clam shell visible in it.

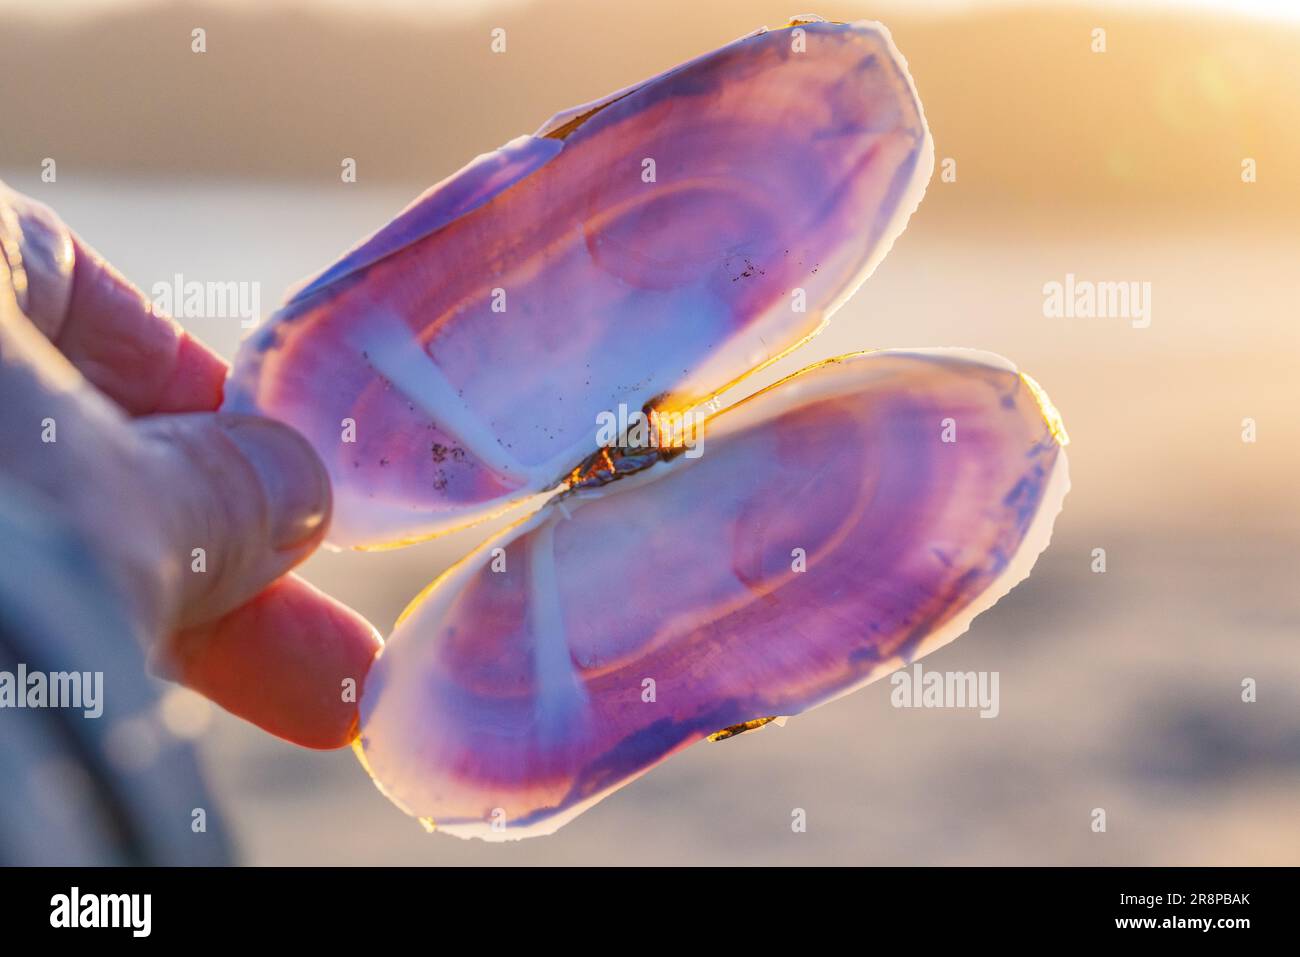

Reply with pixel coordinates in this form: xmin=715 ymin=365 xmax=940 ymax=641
xmin=223 ymin=17 xmax=1070 ymax=841
xmin=224 ymin=18 xmax=933 ymax=548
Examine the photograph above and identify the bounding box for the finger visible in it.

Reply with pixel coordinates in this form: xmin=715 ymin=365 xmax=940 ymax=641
xmin=135 ymin=412 xmax=331 ymax=629
xmin=156 ymin=575 xmax=382 ymax=749
xmin=1 ymin=182 xmax=228 ymax=414
xmin=63 ymin=236 xmax=228 ymax=413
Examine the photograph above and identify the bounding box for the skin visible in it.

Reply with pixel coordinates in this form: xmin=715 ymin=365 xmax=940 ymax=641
xmin=0 ymin=182 xmax=381 ymax=749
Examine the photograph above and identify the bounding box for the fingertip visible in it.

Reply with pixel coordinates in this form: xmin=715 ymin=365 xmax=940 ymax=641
xmin=159 ymin=575 xmax=382 ymax=750
xmin=140 ymin=411 xmax=332 ymax=629
xmin=216 ymin=413 xmax=332 ymax=553
xmin=153 ymin=332 xmax=227 ymax=412
xmin=53 ymin=225 xmax=231 ymax=414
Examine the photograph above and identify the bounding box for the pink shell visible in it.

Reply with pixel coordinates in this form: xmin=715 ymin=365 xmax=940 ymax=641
xmin=359 ymin=350 xmax=1068 ymax=838
xmin=223 ymin=18 xmax=1069 ymax=840
xmin=224 ymin=18 xmax=932 ymax=547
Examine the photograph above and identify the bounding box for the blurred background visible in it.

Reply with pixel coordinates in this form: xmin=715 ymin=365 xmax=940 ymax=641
xmin=2 ymin=0 xmax=1296 ymax=864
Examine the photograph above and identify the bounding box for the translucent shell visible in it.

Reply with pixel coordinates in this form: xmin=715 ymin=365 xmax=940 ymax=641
xmin=223 ymin=19 xmax=932 ymax=548
xmin=223 ymin=17 xmax=1070 ymax=841
xmin=358 ymin=350 xmax=1069 ymax=839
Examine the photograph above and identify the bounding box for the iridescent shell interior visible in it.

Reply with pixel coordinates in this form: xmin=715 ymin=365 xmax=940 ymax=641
xmin=225 ymin=16 xmax=933 ymax=547
xmin=224 ymin=17 xmax=1070 ymax=840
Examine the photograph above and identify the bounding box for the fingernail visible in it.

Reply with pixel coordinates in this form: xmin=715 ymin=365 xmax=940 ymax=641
xmin=0 ymin=183 xmax=74 ymax=335
xmin=219 ymin=416 xmax=331 ymax=550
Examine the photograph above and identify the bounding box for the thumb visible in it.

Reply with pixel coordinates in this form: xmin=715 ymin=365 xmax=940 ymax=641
xmin=135 ymin=412 xmax=331 ymax=630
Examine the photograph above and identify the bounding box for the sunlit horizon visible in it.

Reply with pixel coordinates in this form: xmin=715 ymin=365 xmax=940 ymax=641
xmin=8 ymin=0 xmax=1300 ymax=22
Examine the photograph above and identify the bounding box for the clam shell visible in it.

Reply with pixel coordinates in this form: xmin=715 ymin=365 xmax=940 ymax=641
xmin=224 ymin=19 xmax=932 ymax=548
xmin=221 ymin=18 xmax=1071 ymax=840
xmin=358 ymin=349 xmax=1068 ymax=839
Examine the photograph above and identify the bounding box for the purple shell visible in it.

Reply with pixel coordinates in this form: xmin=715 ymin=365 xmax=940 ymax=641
xmin=223 ymin=17 xmax=1069 ymax=840
xmin=224 ymin=17 xmax=933 ymax=547
xmin=360 ymin=350 xmax=1067 ymax=838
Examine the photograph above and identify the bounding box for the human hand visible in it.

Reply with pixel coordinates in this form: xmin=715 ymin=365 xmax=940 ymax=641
xmin=0 ymin=182 xmax=381 ymax=748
